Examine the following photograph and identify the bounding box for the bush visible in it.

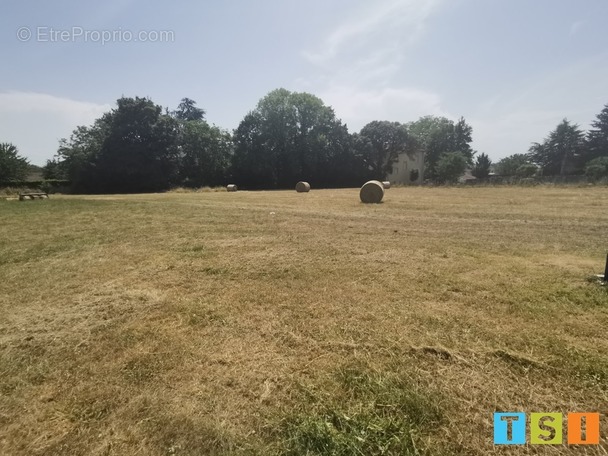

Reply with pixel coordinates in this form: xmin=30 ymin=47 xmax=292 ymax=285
xmin=585 ymin=157 xmax=608 ymax=180
xmin=516 ymin=163 xmax=538 ymax=177
xmin=409 ymin=169 xmax=419 ymax=182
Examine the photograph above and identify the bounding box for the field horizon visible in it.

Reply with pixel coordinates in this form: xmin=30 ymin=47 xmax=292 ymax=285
xmin=1 ymin=186 xmax=607 ymax=455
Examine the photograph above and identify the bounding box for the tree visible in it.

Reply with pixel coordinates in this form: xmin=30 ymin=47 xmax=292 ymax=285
xmin=435 ymin=152 xmax=467 ymax=184
xmin=56 ymin=97 xmax=180 ymax=193
xmin=232 ymin=88 xmax=362 ymax=189
xmin=453 ymin=117 xmax=474 ymax=162
xmin=407 ymin=116 xmax=474 ymax=180
xmin=495 ymin=154 xmax=532 ymax=175
xmin=584 ymin=103 xmax=608 ymax=164
xmin=178 ymin=121 xmax=232 ymax=187
xmin=97 ymin=97 xmax=180 ymax=192
xmin=471 ymin=152 xmax=491 ymax=178
xmin=171 ymin=97 xmax=233 ymax=187
xmin=585 ymin=156 xmax=608 ymax=180
xmin=42 ymin=158 xmax=66 ymax=180
xmin=55 ymin=121 xmax=109 ymax=191
xmin=0 ymin=143 xmax=29 ymax=182
xmin=174 ymin=98 xmax=206 ymax=122
xmin=516 ymin=163 xmax=538 ymax=177
xmin=357 ymin=121 xmax=410 ymax=179
xmin=529 ymin=119 xmax=585 ymax=176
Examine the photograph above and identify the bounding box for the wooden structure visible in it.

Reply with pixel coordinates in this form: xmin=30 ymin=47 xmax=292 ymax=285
xmin=19 ymin=192 xmax=48 ymax=201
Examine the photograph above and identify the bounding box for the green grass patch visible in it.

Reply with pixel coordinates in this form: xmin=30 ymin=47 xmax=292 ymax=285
xmin=274 ymin=365 xmax=445 ymax=455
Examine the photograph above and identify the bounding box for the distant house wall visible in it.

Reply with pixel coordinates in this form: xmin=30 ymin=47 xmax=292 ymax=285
xmin=386 ymin=151 xmax=424 ymax=184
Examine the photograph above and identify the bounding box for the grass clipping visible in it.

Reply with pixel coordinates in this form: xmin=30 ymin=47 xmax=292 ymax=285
xmin=295 ymin=181 xmax=311 ymax=193
xmin=360 ymin=180 xmax=385 ymax=204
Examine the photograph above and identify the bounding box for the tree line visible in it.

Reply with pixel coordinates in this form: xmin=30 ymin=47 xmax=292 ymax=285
xmin=1 ymin=89 xmax=607 ymax=191
xmin=492 ymin=106 xmax=608 ymax=180
xmin=2 ymin=89 xmax=477 ymax=192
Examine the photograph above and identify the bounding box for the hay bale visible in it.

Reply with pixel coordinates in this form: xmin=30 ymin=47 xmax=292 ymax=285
xmin=227 ymin=184 xmax=238 ymax=192
xmin=382 ymin=181 xmax=391 ymax=189
xmin=359 ymin=180 xmax=385 ymax=204
xmin=295 ymin=181 xmax=310 ymax=193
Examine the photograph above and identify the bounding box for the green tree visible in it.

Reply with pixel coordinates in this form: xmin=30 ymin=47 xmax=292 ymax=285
xmin=357 ymin=121 xmax=410 ymax=179
xmin=453 ymin=117 xmax=474 ymax=162
xmin=179 ymin=121 xmax=232 ymax=187
xmin=435 ymin=152 xmax=467 ymax=184
xmin=585 ymin=156 xmax=608 ymax=180
xmin=584 ymin=103 xmax=608 ymax=163
xmin=529 ymin=119 xmax=585 ymax=176
xmin=407 ymin=116 xmax=474 ymax=180
xmin=97 ymin=97 xmax=180 ymax=192
xmin=232 ymin=88 xmax=362 ymax=188
xmin=471 ymin=152 xmax=491 ymax=178
xmin=55 ymin=121 xmax=109 ymax=191
xmin=174 ymin=98 xmax=206 ymax=122
xmin=42 ymin=158 xmax=66 ymax=180
xmin=516 ymin=163 xmax=537 ymax=177
xmin=171 ymin=97 xmax=233 ymax=187
xmin=495 ymin=153 xmax=532 ymax=175
xmin=0 ymin=143 xmax=29 ymax=182
xmin=57 ymin=97 xmax=179 ymax=193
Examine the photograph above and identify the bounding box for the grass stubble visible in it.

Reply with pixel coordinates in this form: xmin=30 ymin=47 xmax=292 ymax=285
xmin=1 ymin=186 xmax=608 ymax=455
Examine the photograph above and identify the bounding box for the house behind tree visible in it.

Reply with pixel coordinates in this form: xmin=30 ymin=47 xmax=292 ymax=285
xmin=386 ymin=150 xmax=424 ymax=184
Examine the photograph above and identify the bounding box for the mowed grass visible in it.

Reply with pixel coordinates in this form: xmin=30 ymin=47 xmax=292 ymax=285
xmin=1 ymin=186 xmax=608 ymax=455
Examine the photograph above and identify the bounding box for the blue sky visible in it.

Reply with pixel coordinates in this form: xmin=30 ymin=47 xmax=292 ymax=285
xmin=1 ymin=0 xmax=607 ymax=165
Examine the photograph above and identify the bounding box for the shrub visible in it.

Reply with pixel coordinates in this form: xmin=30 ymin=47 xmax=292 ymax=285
xmin=409 ymin=169 xmax=419 ymax=182
xmin=585 ymin=157 xmax=608 ymax=180
xmin=516 ymin=163 xmax=538 ymax=177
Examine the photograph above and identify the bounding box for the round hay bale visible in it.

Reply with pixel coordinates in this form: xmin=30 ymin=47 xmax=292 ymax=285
xmin=227 ymin=184 xmax=238 ymax=192
xmin=295 ymin=181 xmax=310 ymax=193
xmin=359 ymin=180 xmax=385 ymax=204
xmin=382 ymin=181 xmax=391 ymax=189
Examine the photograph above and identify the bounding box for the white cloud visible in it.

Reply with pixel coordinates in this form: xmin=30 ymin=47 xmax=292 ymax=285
xmin=303 ymin=0 xmax=442 ymax=66
xmin=297 ymin=0 xmax=449 ymax=132
xmin=0 ymin=92 xmax=110 ymax=165
xmin=298 ymin=0 xmax=606 ymax=162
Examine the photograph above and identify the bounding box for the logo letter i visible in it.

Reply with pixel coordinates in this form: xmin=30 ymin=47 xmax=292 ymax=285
xmin=568 ymin=413 xmax=600 ymax=445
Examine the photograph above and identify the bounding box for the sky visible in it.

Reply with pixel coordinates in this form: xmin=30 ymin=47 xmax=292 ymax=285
xmin=1 ymin=0 xmax=607 ymax=166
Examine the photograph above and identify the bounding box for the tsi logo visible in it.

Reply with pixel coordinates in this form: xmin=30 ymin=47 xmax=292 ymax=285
xmin=493 ymin=412 xmax=600 ymax=445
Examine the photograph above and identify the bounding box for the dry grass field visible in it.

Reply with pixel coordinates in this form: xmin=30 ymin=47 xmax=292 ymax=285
xmin=1 ymin=186 xmax=608 ymax=455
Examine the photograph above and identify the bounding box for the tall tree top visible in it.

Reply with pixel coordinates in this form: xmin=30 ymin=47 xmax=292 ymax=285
xmin=174 ymin=98 xmax=206 ymax=122
xmin=590 ymin=103 xmax=608 ymax=131
xmin=585 ymin=103 xmax=608 ymax=162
